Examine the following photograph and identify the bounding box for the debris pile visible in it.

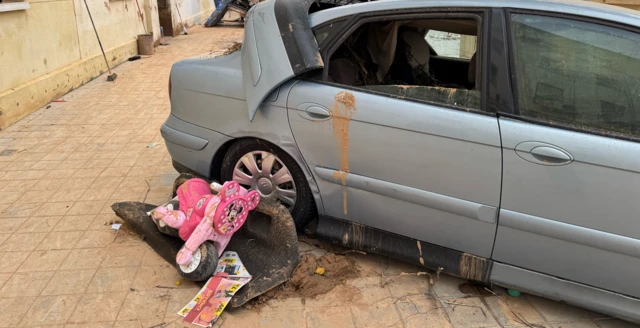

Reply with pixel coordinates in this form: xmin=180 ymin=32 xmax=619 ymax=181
xmin=246 ymin=252 xmax=360 ymax=307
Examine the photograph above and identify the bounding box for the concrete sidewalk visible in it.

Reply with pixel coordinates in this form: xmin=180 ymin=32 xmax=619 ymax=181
xmin=0 ymin=25 xmax=637 ymax=328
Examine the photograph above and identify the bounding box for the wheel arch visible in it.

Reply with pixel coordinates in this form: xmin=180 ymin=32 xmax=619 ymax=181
xmin=209 ymin=136 xmax=325 ymax=216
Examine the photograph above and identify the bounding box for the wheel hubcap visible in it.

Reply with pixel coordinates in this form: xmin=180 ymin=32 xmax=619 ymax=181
xmin=179 ymin=249 xmax=201 ymax=274
xmin=232 ymin=151 xmax=297 ymax=209
xmin=257 ymin=177 xmax=274 ymax=195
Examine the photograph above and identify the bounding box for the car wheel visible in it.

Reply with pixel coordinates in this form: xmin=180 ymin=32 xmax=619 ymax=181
xmin=204 ymin=6 xmax=228 ymax=27
xmin=176 ymin=242 xmax=218 ymax=282
xmin=220 ymin=139 xmax=316 ymax=231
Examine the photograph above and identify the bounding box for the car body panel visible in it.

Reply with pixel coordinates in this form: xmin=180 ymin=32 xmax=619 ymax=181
xmin=287 ymin=81 xmax=501 ymax=257
xmin=166 ymin=51 xmax=326 ymax=212
xmin=163 ymin=115 xmax=234 ymax=175
xmin=242 ymin=0 xmax=323 ymax=121
xmin=491 ymin=262 xmax=640 ymax=324
xmin=493 ymin=118 xmax=640 ymax=298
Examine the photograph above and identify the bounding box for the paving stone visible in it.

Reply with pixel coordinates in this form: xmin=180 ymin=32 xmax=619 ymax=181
xmin=141 ymin=247 xmax=171 ymax=266
xmin=0 ymin=296 xmax=37 ymax=328
xmin=484 ymin=295 xmax=546 ymax=327
xmin=0 ymin=271 xmax=55 ymax=297
xmin=66 ymin=200 xmax=107 ymax=215
xmin=68 ymin=292 xmax=127 ymax=323
xmin=53 ymin=215 xmax=96 ymax=232
xmin=528 ymin=295 xmax=592 ymax=323
xmin=551 ymin=321 xmax=599 ymax=328
xmin=42 ymin=269 xmax=96 ymax=296
xmin=86 ymin=267 xmax=138 ymax=293
xmin=18 ymin=249 xmax=70 ymax=272
xmin=0 ymin=218 xmax=26 ymax=233
xmin=432 ymin=273 xmax=471 ymax=299
xmin=17 ymin=215 xmax=64 ymax=233
xmin=0 ymin=272 xmax=11 ymax=288
xmin=1 ymin=203 xmax=42 ymax=218
xmin=0 ymin=232 xmax=48 ymax=251
xmin=60 ymin=248 xmax=107 ymax=270
xmin=64 ymin=322 xmax=114 ymax=328
xmin=20 ymin=294 xmax=82 ymax=326
xmin=0 ymin=251 xmax=31 ymax=273
xmin=101 ymin=245 xmax=147 ymax=267
xmin=75 ymin=230 xmax=117 ymax=248
xmin=117 ymin=290 xmax=171 ymax=321
xmin=130 ymin=265 xmax=179 ymax=291
xmin=384 ymin=271 xmax=431 ymax=299
xmin=48 ymin=189 xmax=88 ymax=203
xmin=37 ymin=231 xmax=84 ymax=250
xmin=442 ymin=297 xmax=499 ymax=328
xmin=396 ymin=295 xmax=453 ymax=328
xmin=351 ymin=294 xmax=401 ymax=327
xmin=164 ymin=287 xmax=203 ymax=317
xmin=306 ymin=306 xmax=356 ymax=328
xmin=114 ymin=319 xmax=165 ymax=328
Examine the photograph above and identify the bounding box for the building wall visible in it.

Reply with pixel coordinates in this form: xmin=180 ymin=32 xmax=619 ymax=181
xmin=588 ymin=0 xmax=640 ymax=11
xmin=0 ymin=0 xmax=160 ymax=130
xmin=165 ymin=0 xmax=215 ymax=36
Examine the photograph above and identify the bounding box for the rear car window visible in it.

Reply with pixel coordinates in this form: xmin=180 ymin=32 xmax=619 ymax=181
xmin=324 ymin=17 xmax=482 ymax=110
xmin=314 ymin=20 xmax=346 ymax=49
xmin=510 ymin=14 xmax=640 ymax=137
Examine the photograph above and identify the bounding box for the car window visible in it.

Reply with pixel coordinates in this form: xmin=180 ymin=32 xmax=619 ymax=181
xmin=510 ymin=14 xmax=640 ymax=137
xmin=314 ymin=20 xmax=346 ymax=49
xmin=323 ymin=17 xmax=482 ymax=110
xmin=426 ymin=30 xmax=477 ymax=59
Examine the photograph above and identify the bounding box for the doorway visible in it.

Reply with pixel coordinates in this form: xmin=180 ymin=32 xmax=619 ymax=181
xmin=158 ymin=0 xmax=175 ymax=37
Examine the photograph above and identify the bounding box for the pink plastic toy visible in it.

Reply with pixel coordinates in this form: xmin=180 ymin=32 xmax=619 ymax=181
xmin=150 ymin=178 xmax=260 ymax=278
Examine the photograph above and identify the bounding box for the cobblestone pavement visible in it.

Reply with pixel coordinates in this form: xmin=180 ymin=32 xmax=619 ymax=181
xmin=0 ymin=25 xmax=637 ymax=328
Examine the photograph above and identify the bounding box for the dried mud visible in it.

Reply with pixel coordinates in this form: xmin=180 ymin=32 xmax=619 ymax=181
xmin=331 ymin=91 xmax=357 ymax=214
xmin=244 ymin=253 xmax=361 ymax=308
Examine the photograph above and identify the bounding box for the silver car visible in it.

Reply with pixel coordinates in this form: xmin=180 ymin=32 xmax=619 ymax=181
xmin=163 ymin=0 xmax=640 ymax=323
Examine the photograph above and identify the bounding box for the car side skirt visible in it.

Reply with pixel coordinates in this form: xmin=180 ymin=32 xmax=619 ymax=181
xmin=491 ymin=262 xmax=640 ymax=324
xmin=316 ymin=215 xmax=492 ymax=283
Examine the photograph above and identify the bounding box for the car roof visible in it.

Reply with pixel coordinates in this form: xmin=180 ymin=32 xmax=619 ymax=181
xmin=309 ymin=0 xmax=640 ymax=28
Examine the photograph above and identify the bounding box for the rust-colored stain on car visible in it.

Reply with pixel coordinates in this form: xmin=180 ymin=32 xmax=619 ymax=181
xmin=330 ymin=91 xmax=357 ymax=214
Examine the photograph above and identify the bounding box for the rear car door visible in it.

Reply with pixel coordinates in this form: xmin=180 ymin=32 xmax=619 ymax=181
xmin=493 ymin=11 xmax=640 ymax=297
xmin=288 ymin=9 xmax=503 ymax=258
xmin=241 ymin=0 xmax=323 ymax=120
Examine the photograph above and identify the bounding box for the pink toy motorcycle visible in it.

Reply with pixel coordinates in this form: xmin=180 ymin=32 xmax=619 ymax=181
xmin=149 ymin=178 xmax=260 ymax=281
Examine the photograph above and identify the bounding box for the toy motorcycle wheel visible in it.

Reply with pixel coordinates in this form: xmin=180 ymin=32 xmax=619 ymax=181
xmin=153 ymin=199 xmax=181 ymax=238
xmin=176 ymin=241 xmax=219 ymax=282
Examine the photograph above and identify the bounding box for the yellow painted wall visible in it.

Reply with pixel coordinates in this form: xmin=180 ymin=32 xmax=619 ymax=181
xmin=171 ymin=0 xmax=214 ymax=34
xmin=587 ymin=0 xmax=640 ymax=11
xmin=0 ymin=0 xmax=159 ymax=129
xmin=0 ymin=1 xmax=80 ymax=92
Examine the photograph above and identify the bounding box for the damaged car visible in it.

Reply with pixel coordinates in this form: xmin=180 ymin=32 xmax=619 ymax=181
xmin=162 ymin=0 xmax=640 ymax=323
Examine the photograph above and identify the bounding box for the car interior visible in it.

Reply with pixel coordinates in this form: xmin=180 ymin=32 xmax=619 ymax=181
xmin=314 ymin=18 xmax=482 ymax=109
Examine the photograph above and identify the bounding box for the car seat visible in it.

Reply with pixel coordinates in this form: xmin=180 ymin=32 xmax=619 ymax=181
xmin=468 ymin=52 xmax=477 ymax=89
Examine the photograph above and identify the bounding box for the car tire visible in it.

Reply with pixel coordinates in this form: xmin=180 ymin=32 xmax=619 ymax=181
xmin=204 ymin=6 xmax=228 ymax=27
xmin=176 ymin=241 xmax=219 ymax=282
xmin=220 ymin=138 xmax=317 ymax=231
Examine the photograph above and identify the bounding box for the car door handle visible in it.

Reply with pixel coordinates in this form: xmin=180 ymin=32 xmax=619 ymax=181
xmin=297 ymin=104 xmax=332 ymax=121
xmin=514 ymin=142 xmax=573 ymax=166
xmin=530 ymin=146 xmax=572 ymax=164
xmin=306 ymin=106 xmax=331 ymax=119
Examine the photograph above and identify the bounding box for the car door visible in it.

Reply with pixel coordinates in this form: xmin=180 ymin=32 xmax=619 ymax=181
xmin=493 ymin=11 xmax=640 ymax=297
xmin=241 ymin=0 xmax=323 ymax=121
xmin=288 ymin=9 xmax=502 ymax=258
